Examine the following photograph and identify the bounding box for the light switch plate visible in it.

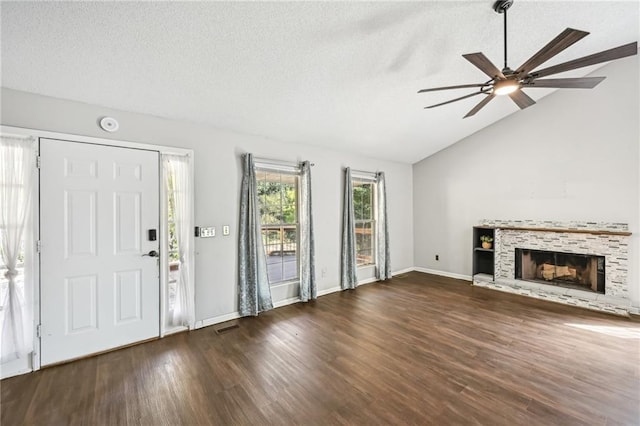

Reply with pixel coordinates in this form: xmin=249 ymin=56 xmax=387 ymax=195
xmin=200 ymin=226 xmax=215 ymax=238
xmin=223 ymin=225 xmax=230 ymax=236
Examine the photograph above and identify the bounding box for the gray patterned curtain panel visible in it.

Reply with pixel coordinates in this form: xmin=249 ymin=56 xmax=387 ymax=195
xmin=375 ymin=171 xmax=391 ymax=280
xmin=341 ymin=167 xmax=358 ymax=290
xmin=299 ymin=161 xmax=317 ymax=302
xmin=238 ymin=153 xmax=273 ymax=316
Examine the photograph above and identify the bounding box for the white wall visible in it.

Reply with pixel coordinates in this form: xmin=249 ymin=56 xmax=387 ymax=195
xmin=413 ymin=58 xmax=640 ymax=307
xmin=1 ymin=88 xmax=414 ymax=323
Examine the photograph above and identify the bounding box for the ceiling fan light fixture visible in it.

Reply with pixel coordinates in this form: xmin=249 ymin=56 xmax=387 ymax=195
xmin=493 ymin=79 xmax=520 ymax=95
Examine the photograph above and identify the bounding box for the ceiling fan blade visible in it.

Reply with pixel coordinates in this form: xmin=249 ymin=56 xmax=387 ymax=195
xmin=515 ymin=28 xmax=589 ymax=76
xmin=418 ymin=83 xmax=488 ymax=93
xmin=508 ymin=90 xmax=536 ymax=110
xmin=424 ymin=91 xmax=489 ymax=109
xmin=532 ymin=42 xmax=638 ymax=78
xmin=462 ymin=53 xmax=505 ymax=79
xmin=524 ymin=77 xmax=606 ymax=89
xmin=464 ymin=94 xmax=495 ymax=118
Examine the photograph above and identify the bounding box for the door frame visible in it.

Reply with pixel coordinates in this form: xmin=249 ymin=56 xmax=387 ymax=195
xmin=0 ymin=125 xmax=194 ymax=374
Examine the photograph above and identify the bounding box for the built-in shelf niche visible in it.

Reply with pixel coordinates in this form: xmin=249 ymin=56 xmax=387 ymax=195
xmin=472 ymin=226 xmax=495 ymax=279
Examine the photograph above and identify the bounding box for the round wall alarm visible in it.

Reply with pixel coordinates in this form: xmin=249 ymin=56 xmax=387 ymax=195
xmin=99 ymin=116 xmax=119 ymax=132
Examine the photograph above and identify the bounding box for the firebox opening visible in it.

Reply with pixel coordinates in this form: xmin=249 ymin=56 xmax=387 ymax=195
xmin=515 ymin=249 xmax=605 ymax=294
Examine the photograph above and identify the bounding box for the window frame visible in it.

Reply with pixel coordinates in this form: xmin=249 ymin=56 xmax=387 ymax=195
xmin=255 ymin=163 xmax=301 ymax=286
xmin=160 ymin=153 xmax=195 ymax=336
xmin=351 ymin=174 xmax=377 ymax=268
xmin=0 ymin=159 xmax=31 ymax=310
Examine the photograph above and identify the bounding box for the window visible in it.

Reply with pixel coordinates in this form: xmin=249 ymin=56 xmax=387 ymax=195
xmin=256 ymin=168 xmax=299 ymax=285
xmin=0 ymin=136 xmax=35 ymax=361
xmin=166 ymin=172 xmax=179 ymax=316
xmin=353 ymin=177 xmax=375 ymax=267
xmin=163 ymin=153 xmax=194 ymax=330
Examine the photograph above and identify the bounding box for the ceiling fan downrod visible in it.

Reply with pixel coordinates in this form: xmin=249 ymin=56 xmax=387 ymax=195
xmin=493 ymin=0 xmax=514 ymax=73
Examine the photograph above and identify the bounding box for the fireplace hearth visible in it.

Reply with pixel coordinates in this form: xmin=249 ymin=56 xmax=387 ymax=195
xmin=515 ymin=248 xmax=605 ymax=293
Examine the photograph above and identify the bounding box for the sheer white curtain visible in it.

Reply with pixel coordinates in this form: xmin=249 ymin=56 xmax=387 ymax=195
xmin=163 ymin=154 xmax=195 ymax=328
xmin=0 ymin=135 xmax=35 ymax=363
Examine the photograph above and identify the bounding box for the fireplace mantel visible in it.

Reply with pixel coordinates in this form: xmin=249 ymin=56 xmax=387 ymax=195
xmin=495 ymin=226 xmax=631 ymax=237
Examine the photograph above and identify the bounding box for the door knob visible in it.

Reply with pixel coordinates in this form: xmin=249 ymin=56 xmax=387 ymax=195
xmin=143 ymin=250 xmax=159 ymax=257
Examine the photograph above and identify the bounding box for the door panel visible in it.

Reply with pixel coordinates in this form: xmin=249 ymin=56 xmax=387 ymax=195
xmin=115 ymin=269 xmax=142 ymax=323
xmin=40 ymin=139 xmax=160 ymax=366
xmin=66 ymin=274 xmax=97 ymax=333
xmin=114 ymin=192 xmax=142 ymax=254
xmin=64 ymin=190 xmax=97 ymax=257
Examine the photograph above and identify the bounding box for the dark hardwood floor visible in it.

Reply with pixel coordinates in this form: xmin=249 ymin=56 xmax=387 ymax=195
xmin=2 ymin=272 xmax=639 ymax=425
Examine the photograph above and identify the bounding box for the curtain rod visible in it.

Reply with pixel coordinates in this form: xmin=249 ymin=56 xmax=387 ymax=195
xmin=350 ymin=168 xmax=378 ymax=177
xmin=0 ymin=133 xmax=36 ymax=142
xmin=251 ymin=155 xmax=315 ymax=167
xmin=162 ymin=151 xmax=191 ymax=157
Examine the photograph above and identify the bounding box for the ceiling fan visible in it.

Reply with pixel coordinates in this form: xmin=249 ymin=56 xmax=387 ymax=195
xmin=418 ymin=0 xmax=638 ymax=118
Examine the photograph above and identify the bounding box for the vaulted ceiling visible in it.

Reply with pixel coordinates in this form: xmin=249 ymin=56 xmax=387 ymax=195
xmin=1 ymin=1 xmax=638 ymax=163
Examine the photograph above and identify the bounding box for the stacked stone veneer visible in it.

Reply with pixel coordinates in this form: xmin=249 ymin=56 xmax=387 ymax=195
xmin=474 ymin=220 xmax=631 ymax=316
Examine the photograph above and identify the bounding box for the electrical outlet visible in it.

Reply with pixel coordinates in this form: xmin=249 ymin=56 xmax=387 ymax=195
xmin=223 ymin=225 xmax=230 ymax=236
xmin=435 ymin=254 xmax=439 ymax=261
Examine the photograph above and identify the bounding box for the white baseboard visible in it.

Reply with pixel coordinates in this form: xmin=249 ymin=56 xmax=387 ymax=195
xmin=316 ymin=266 xmax=413 ymax=295
xmin=162 ymin=325 xmax=189 ymax=337
xmin=273 ymin=296 xmax=301 ymax=308
xmin=412 ymin=267 xmax=472 ymax=282
xmin=0 ymin=356 xmax=32 ymax=380
xmin=195 ymin=311 xmax=241 ymax=329
xmin=358 ymin=277 xmax=377 ymax=286
xmin=317 ymin=285 xmax=341 ymax=297
xmin=0 ymin=366 xmax=31 ymax=380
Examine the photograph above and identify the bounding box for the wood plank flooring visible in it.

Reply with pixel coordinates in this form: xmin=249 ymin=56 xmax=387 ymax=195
xmin=2 ymin=272 xmax=639 ymax=425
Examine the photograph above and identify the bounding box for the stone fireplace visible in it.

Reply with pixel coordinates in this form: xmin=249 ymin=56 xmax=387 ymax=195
xmin=473 ymin=220 xmax=631 ymax=316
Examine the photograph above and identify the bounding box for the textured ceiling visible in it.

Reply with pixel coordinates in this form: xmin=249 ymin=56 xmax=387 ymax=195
xmin=1 ymin=1 xmax=638 ymax=163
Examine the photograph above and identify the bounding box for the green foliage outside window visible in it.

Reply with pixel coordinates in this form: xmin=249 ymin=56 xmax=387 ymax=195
xmin=353 ymin=180 xmax=374 ymax=266
xmin=256 ymin=169 xmax=299 ymax=284
xmin=167 ymin=173 xmax=180 ymax=263
xmin=258 ymin=180 xmax=297 ymax=226
xmin=353 ymin=183 xmax=372 ymax=221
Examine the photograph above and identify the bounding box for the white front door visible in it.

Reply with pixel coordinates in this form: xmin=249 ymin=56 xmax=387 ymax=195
xmin=40 ymin=139 xmax=160 ymax=366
